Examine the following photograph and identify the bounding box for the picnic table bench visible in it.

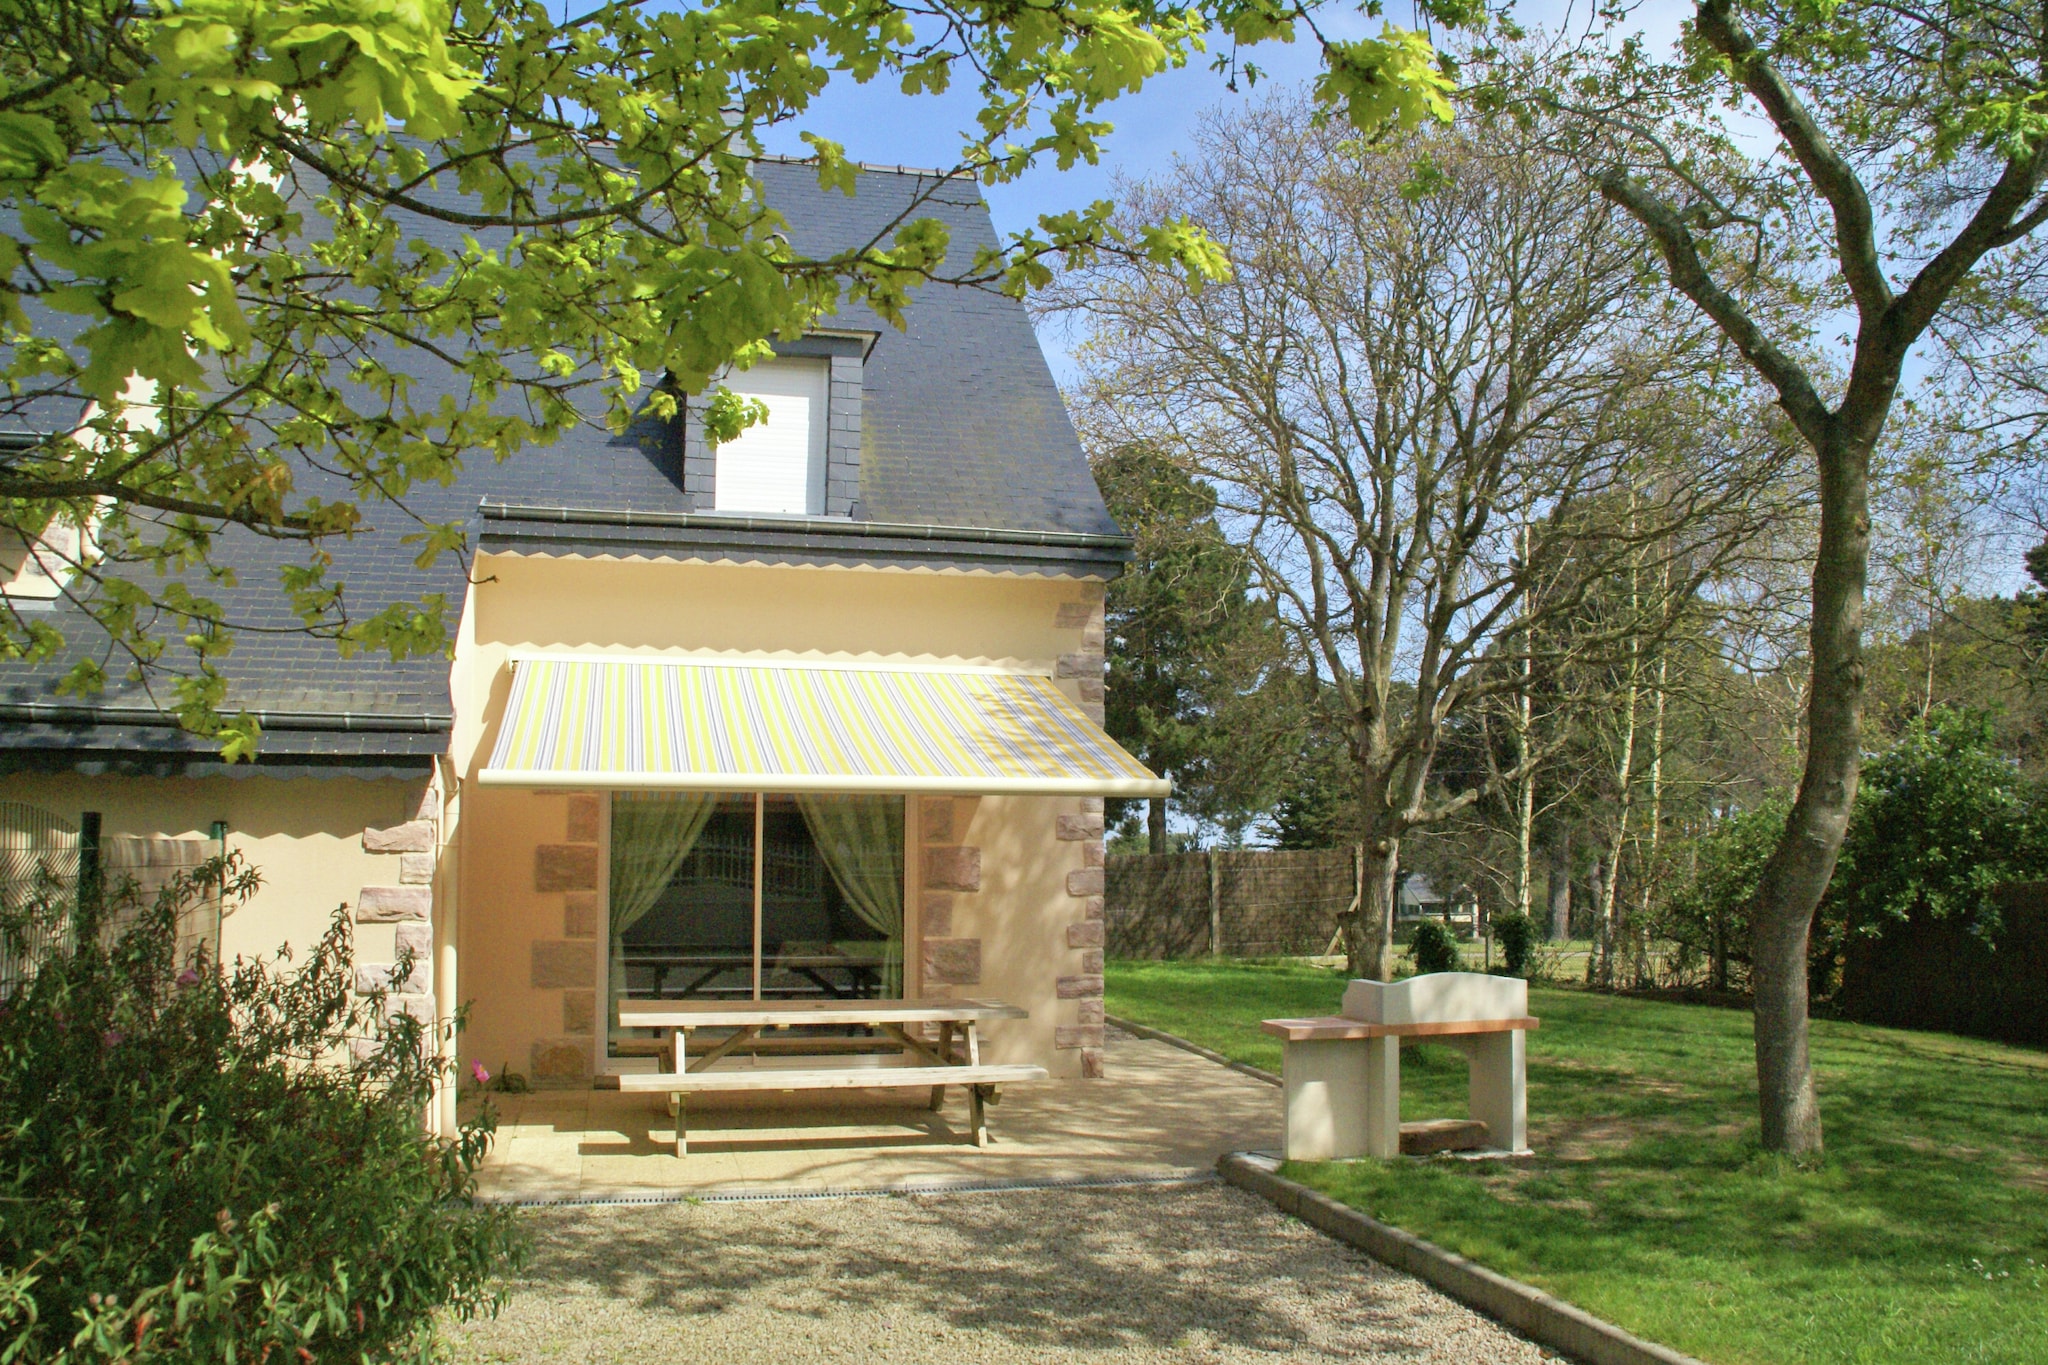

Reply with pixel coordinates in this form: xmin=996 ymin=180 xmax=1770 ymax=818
xmin=610 ymin=998 xmax=1046 ymax=1155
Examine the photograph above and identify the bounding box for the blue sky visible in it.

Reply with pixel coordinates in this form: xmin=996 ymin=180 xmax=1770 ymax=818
xmin=750 ymin=1 xmax=1688 ymax=378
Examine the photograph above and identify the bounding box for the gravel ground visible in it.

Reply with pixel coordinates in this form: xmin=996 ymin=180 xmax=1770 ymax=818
xmin=443 ymin=1181 xmax=1556 ymax=1363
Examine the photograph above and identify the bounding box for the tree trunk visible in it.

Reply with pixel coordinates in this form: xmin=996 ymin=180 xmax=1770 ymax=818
xmin=1750 ymin=430 xmax=1874 ymax=1158
xmin=1547 ymin=832 xmax=1572 ymax=941
xmin=1147 ymin=796 xmax=1168 ymax=855
xmin=1347 ymin=841 xmax=1402 ymax=981
xmin=1596 ymin=679 xmax=1638 ymax=990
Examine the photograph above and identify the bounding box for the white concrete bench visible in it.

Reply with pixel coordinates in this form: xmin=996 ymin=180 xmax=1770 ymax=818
xmin=615 ymin=1061 xmax=1047 ymax=1155
xmin=1263 ymin=973 xmax=1538 ymax=1160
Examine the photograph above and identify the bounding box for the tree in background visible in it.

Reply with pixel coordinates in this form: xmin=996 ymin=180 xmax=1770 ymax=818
xmin=1057 ymin=94 xmax=1785 ymax=979
xmin=1533 ymin=0 xmax=2048 ymax=1156
xmin=1093 ymin=441 xmax=1287 ymax=850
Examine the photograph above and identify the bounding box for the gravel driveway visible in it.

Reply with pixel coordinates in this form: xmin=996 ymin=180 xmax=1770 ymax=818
xmin=444 ymin=1180 xmax=1554 ymax=1363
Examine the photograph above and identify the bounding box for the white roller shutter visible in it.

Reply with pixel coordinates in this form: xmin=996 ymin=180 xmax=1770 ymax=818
xmin=712 ymin=358 xmax=829 ymax=514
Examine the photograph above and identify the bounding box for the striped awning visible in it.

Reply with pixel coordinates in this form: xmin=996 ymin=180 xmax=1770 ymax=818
xmin=479 ymin=656 xmax=1169 ymax=796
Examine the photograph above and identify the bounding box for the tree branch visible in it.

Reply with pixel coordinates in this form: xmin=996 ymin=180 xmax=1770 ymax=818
xmin=1596 ymin=168 xmax=1833 ymax=446
xmin=1693 ymin=0 xmax=1893 ymax=322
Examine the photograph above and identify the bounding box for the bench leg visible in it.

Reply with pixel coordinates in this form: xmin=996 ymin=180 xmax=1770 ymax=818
xmin=1364 ymin=1036 xmax=1401 ymax=1160
xmin=673 ymin=1093 xmax=687 ymax=1158
xmin=968 ymin=1085 xmax=989 ymax=1148
xmin=929 ymin=1084 xmax=946 ymax=1112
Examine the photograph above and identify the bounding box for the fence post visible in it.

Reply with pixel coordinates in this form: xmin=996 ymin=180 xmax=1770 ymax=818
xmin=77 ymin=811 xmax=102 ymax=916
xmin=1207 ymin=850 xmax=1221 ymax=957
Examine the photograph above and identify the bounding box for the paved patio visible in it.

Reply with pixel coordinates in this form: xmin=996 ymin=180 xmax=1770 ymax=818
xmin=470 ymin=1029 xmax=1282 ymax=1202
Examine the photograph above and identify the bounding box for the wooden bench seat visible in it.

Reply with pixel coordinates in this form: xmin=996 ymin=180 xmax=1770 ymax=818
xmin=614 ymin=1062 xmax=1048 ymax=1155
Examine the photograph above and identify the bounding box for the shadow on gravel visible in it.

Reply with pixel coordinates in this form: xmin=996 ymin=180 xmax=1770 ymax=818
xmin=487 ymin=1183 xmax=1499 ymax=1360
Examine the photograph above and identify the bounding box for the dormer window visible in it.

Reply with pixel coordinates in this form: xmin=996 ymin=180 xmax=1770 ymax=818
xmin=711 ymin=357 xmax=830 ymax=516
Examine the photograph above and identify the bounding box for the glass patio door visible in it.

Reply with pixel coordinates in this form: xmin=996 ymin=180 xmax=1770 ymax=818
xmin=605 ymin=792 xmax=904 ymax=1060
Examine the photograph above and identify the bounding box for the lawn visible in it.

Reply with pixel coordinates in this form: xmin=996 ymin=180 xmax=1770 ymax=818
xmin=1107 ymin=958 xmax=2048 ymax=1365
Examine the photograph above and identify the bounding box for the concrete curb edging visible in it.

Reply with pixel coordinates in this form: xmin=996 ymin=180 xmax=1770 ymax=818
xmin=1105 ymin=1014 xmax=1282 ymax=1087
xmin=1218 ymin=1152 xmax=1708 ymax=1365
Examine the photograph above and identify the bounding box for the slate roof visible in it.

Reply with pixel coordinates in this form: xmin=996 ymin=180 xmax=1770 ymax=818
xmin=0 ymin=161 xmax=1124 ymax=767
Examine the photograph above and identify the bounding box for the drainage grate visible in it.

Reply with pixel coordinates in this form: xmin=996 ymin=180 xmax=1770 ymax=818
xmin=476 ymin=1168 xmax=1218 ymax=1209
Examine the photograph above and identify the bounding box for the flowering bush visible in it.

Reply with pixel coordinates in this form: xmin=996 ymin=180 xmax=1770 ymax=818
xmin=0 ymin=856 xmax=525 ymax=1362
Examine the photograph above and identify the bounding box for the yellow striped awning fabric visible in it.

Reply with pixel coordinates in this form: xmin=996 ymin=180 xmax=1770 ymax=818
xmin=479 ymin=656 xmax=1170 ymax=797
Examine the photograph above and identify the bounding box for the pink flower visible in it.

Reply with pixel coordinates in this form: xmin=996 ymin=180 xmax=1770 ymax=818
xmin=101 ymin=1030 xmax=122 ymax=1048
xmin=176 ymin=968 xmax=200 ymax=988
xmin=470 ymin=1061 xmax=490 ymax=1085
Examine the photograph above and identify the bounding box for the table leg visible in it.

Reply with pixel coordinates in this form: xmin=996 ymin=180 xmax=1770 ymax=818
xmin=1364 ymin=1036 xmax=1401 ymax=1160
xmin=968 ymin=1084 xmax=989 ymax=1148
xmin=674 ymin=1091 xmax=687 ymax=1158
xmin=1463 ymin=1030 xmax=1526 ymax=1153
xmin=930 ymin=1020 xmax=954 ymax=1112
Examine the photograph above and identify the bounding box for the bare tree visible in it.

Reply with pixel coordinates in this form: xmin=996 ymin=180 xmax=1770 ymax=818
xmin=1054 ymin=93 xmax=1789 ymax=978
xmin=1533 ymin=0 xmax=2048 ymax=1154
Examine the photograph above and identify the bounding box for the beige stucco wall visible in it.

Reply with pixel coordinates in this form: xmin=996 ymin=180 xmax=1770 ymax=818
xmin=450 ymin=555 xmax=1109 ymax=1086
xmin=0 ymin=770 xmax=429 ymax=969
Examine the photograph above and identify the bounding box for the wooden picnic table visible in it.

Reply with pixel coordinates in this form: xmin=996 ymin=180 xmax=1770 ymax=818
xmin=612 ymin=998 xmax=1043 ymax=1155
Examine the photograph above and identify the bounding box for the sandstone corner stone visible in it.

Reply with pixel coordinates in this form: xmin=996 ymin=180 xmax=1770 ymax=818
xmin=1056 ymin=974 xmax=1105 ymax=999
xmin=564 ymin=891 xmax=599 ymax=938
xmin=922 ymin=937 xmax=982 ymax=986
xmin=920 ymin=892 xmax=955 ymax=937
xmin=922 ymin=845 xmax=981 ymax=892
xmin=566 ymin=793 xmax=600 ymax=843
xmin=1081 ymin=1047 xmax=1105 ymax=1079
xmin=1055 ymin=814 xmax=1104 ymax=841
xmin=530 ymin=1038 xmax=590 ymax=1084
xmin=918 ymin=796 xmax=955 ymax=843
xmin=363 ymin=821 xmax=434 ymax=853
xmin=356 ymin=885 xmax=431 ymax=922
xmin=531 ymin=939 xmax=595 ymax=989
xmin=398 ymin=852 xmax=435 ymax=884
xmin=535 ymin=843 xmax=599 ymax=892
xmin=356 ymin=960 xmax=429 ymax=996
xmin=394 ymin=922 xmax=433 ymax=961
xmin=1077 ymin=998 xmax=1105 ymax=1026
xmin=1066 ymin=921 xmax=1104 ymax=949
xmin=562 ymin=990 xmax=595 ymax=1035
xmin=1065 ymin=867 xmax=1104 ymax=897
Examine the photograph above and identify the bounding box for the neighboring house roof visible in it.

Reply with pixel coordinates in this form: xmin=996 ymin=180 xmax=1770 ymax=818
xmin=1398 ymin=872 xmax=1447 ymax=909
xmin=0 ymin=161 xmax=1123 ymax=770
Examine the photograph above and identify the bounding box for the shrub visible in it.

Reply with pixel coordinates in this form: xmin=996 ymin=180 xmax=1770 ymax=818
xmin=1408 ymin=920 xmax=1460 ymax=974
xmin=1654 ymin=793 xmax=1792 ymax=992
xmin=0 ymin=856 xmax=526 ymax=1363
xmin=1491 ymin=911 xmax=1536 ymax=977
xmin=1832 ymin=707 xmax=2045 ymax=948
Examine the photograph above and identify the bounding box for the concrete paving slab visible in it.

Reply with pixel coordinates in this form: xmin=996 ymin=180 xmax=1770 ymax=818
xmin=470 ymin=1030 xmax=1283 ymax=1202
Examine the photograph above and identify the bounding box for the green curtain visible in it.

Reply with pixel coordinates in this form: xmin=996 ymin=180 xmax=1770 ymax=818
xmin=795 ymin=794 xmax=905 ymax=997
xmin=608 ymin=791 xmax=719 ymax=1047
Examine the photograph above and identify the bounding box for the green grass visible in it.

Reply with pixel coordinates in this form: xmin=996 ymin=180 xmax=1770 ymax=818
xmin=1108 ymin=958 xmax=2048 ymax=1365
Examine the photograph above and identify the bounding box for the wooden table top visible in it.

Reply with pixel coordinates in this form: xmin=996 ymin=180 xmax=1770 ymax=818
xmin=1260 ymin=1015 xmax=1541 ymax=1041
xmin=616 ymin=997 xmax=1029 ymax=1029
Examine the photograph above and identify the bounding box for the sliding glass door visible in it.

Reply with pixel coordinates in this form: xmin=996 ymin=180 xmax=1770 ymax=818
xmin=605 ymin=792 xmax=904 ymax=1059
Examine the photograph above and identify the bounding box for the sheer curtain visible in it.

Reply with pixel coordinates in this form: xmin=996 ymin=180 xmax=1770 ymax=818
xmin=608 ymin=791 xmax=718 ymax=1047
xmin=795 ymin=794 xmax=905 ymax=996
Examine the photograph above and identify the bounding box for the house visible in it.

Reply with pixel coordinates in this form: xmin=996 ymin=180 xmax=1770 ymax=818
xmin=1396 ymin=871 xmax=1479 ymax=938
xmin=0 ymin=161 xmax=1166 ymax=1135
